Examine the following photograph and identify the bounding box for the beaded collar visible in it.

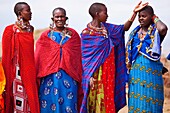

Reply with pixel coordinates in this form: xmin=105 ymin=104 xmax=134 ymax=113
xmin=87 ymin=22 xmax=108 ymax=38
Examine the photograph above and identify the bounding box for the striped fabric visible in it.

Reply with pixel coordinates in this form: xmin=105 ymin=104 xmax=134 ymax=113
xmin=80 ymin=22 xmax=127 ymax=113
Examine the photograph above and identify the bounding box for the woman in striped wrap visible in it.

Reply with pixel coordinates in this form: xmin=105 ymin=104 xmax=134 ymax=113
xmin=80 ymin=2 xmax=148 ymax=113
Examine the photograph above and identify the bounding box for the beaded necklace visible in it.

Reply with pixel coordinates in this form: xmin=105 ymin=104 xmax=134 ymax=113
xmin=138 ymin=29 xmax=147 ymax=41
xmin=15 ymin=17 xmax=31 ymax=32
xmin=49 ymin=27 xmax=71 ymax=45
xmin=87 ymin=22 xmax=108 ymax=38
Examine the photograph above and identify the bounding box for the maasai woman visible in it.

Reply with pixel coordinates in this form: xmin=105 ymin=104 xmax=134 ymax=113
xmin=1 ymin=2 xmax=40 ymax=113
xmin=80 ymin=2 xmax=148 ymax=113
xmin=126 ymin=5 xmax=168 ymax=113
xmin=35 ymin=7 xmax=83 ymax=113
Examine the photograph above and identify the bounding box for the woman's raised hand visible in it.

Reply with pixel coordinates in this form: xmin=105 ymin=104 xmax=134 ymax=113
xmin=133 ymin=1 xmax=149 ymax=13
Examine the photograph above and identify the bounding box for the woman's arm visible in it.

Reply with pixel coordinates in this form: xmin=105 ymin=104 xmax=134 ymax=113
xmin=152 ymin=15 xmax=168 ymax=37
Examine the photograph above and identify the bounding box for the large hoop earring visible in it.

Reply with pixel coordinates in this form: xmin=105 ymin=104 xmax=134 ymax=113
xmin=17 ymin=16 xmax=24 ymax=28
xmin=16 ymin=16 xmax=30 ymax=30
xmin=65 ymin=18 xmax=69 ymax=27
xmin=49 ymin=20 xmax=55 ymax=30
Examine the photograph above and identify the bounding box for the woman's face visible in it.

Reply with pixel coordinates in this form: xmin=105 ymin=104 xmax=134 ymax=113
xmin=20 ymin=4 xmax=32 ymax=22
xmin=98 ymin=6 xmax=108 ymax=22
xmin=138 ymin=10 xmax=152 ymax=27
xmin=52 ymin=9 xmax=67 ymax=29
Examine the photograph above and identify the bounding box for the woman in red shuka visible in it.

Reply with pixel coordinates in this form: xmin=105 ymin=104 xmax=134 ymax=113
xmin=1 ymin=2 xmax=40 ymax=113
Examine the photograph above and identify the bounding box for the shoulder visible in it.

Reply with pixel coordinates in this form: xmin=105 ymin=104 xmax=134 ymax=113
xmin=2 ymin=24 xmax=15 ymax=35
xmin=42 ymin=29 xmax=50 ymax=35
xmin=81 ymin=28 xmax=90 ymax=35
xmin=66 ymin=27 xmax=74 ymax=36
xmin=67 ymin=27 xmax=81 ymax=37
xmin=2 ymin=24 xmax=15 ymax=43
xmin=4 ymin=24 xmax=14 ymax=31
xmin=38 ymin=29 xmax=50 ymax=39
xmin=103 ymin=22 xmax=123 ymax=28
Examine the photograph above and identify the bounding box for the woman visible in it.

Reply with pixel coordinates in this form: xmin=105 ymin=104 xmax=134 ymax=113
xmin=126 ymin=5 xmax=168 ymax=113
xmin=1 ymin=2 xmax=40 ymax=113
xmin=35 ymin=7 xmax=83 ymax=113
xmin=80 ymin=2 xmax=148 ymax=113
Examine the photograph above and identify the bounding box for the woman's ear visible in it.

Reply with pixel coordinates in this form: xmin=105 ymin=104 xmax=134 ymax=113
xmin=66 ymin=17 xmax=68 ymax=20
xmin=18 ymin=11 xmax=21 ymax=16
xmin=95 ymin=12 xmax=99 ymax=17
xmin=51 ymin=17 xmax=54 ymax=21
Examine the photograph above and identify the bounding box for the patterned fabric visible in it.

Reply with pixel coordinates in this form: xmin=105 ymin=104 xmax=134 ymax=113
xmin=2 ymin=24 xmax=40 ymax=113
xmin=88 ymin=49 xmax=116 ymax=113
xmin=126 ymin=24 xmax=161 ymax=74
xmin=39 ymin=70 xmax=78 ymax=113
xmin=80 ymin=22 xmax=127 ymax=113
xmin=88 ymin=66 xmax=105 ymax=113
xmin=37 ymin=30 xmax=81 ymax=113
xmin=128 ymin=55 xmax=164 ymax=113
xmin=35 ymin=28 xmax=83 ymax=111
xmin=13 ymin=66 xmax=30 ymax=113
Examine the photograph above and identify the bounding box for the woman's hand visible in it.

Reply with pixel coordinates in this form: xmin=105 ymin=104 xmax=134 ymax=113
xmin=133 ymin=1 xmax=148 ymax=13
xmin=89 ymin=77 xmax=96 ymax=90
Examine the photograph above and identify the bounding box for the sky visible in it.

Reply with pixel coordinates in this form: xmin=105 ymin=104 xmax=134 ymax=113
xmin=0 ymin=0 xmax=170 ymax=55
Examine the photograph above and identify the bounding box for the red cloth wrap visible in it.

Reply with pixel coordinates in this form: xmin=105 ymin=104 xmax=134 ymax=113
xmin=35 ymin=28 xmax=83 ymax=111
xmin=2 ymin=24 xmax=40 ymax=113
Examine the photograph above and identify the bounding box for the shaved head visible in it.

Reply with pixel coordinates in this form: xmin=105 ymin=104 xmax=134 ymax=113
xmin=14 ymin=2 xmax=28 ymax=16
xmin=89 ymin=2 xmax=106 ymax=18
xmin=139 ymin=5 xmax=154 ymax=16
xmin=52 ymin=7 xmax=66 ymax=16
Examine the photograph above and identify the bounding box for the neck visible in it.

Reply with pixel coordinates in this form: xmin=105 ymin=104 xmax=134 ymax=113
xmin=54 ymin=27 xmax=65 ymax=32
xmin=141 ymin=24 xmax=151 ymax=31
xmin=140 ymin=27 xmax=148 ymax=32
xmin=91 ymin=20 xmax=101 ymax=28
xmin=23 ymin=19 xmax=29 ymax=23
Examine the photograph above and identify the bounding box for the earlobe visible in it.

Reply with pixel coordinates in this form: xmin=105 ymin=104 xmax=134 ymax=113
xmin=18 ymin=11 xmax=21 ymax=16
xmin=96 ymin=12 xmax=99 ymax=16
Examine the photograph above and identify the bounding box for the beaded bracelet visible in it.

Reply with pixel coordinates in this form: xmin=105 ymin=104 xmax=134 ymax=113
xmin=152 ymin=15 xmax=160 ymax=24
xmin=154 ymin=17 xmax=160 ymax=24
